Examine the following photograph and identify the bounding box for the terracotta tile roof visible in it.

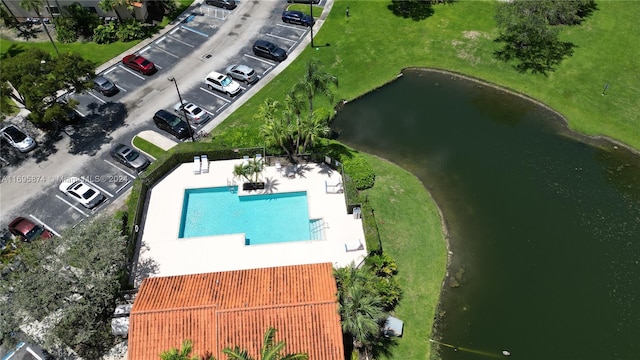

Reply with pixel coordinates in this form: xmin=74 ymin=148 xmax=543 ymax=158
xmin=129 ymin=263 xmax=344 ymax=360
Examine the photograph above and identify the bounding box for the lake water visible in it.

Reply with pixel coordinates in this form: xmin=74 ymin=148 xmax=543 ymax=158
xmin=331 ymin=70 xmax=640 ymax=360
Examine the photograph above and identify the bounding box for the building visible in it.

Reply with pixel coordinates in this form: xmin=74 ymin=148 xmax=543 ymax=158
xmin=2 ymin=0 xmax=148 ymax=22
xmin=128 ymin=263 xmax=345 ymax=359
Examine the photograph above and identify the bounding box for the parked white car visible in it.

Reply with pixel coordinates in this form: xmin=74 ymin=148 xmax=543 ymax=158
xmin=1 ymin=124 xmax=36 ymax=152
xmin=173 ymin=101 xmax=212 ymax=124
xmin=204 ymin=71 xmax=242 ymax=96
xmin=58 ymin=177 xmax=105 ymax=209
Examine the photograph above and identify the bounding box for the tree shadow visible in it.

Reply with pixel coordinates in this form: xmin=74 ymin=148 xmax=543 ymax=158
xmin=67 ymin=102 xmax=127 ymax=156
xmin=387 ymin=0 xmax=434 ymax=21
xmin=262 ymin=176 xmax=280 ymax=194
xmin=0 ymin=43 xmax=26 ymax=60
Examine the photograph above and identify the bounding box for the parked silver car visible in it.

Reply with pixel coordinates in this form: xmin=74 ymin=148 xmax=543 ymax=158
xmin=173 ymin=101 xmax=212 ymax=124
xmin=0 ymin=124 xmax=36 ymax=152
xmin=58 ymin=177 xmax=105 ymax=209
xmin=225 ymin=64 xmax=258 ymax=84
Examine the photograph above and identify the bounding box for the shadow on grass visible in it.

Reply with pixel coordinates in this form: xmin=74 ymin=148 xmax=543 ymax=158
xmin=388 ymin=0 xmax=435 ymax=21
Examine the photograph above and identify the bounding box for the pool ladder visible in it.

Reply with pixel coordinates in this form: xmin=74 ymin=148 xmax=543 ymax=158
xmin=227 ymin=178 xmax=237 ymax=193
xmin=309 ymin=219 xmax=327 ymax=240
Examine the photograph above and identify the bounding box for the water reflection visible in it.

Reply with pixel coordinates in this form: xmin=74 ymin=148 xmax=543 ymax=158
xmin=331 ymin=69 xmax=640 ymax=360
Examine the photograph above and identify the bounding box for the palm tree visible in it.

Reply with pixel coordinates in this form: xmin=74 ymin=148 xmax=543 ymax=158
xmin=340 ymin=284 xmax=386 ymax=360
xmin=160 ymin=339 xmax=215 ymax=360
xmin=233 ymin=158 xmax=264 ymax=185
xmin=222 ymin=327 xmax=308 ymax=360
xmin=335 ymin=265 xmax=387 ymax=359
xmin=293 ymin=59 xmax=338 ymax=113
xmin=257 ymin=98 xmax=295 ymax=158
xmin=19 ymin=0 xmax=58 ymax=54
xmin=298 ymin=109 xmax=330 ymax=155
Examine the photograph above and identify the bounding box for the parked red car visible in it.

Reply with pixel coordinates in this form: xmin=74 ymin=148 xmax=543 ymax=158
xmin=8 ymin=217 xmax=53 ymax=242
xmin=122 ymin=54 xmax=156 ymax=75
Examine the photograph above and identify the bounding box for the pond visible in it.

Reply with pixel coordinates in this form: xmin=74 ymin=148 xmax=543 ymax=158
xmin=331 ymin=69 xmax=640 ymax=360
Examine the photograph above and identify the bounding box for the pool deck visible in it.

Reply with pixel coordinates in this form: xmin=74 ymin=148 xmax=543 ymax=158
xmin=133 ymin=159 xmax=367 ymax=284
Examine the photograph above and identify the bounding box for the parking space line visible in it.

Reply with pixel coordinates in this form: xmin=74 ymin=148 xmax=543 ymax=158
xmin=154 ymin=46 xmax=180 ymax=59
xmin=104 ymin=159 xmax=136 ymax=178
xmin=139 ymin=46 xmax=151 ymax=54
xmin=88 ymin=92 xmax=107 ymax=104
xmin=116 ymin=85 xmax=128 ymax=92
xmin=199 ymin=87 xmax=231 ymax=103
xmin=56 ymin=195 xmax=89 ymax=217
xmin=156 ymin=36 xmax=167 ymax=44
xmin=25 ymin=346 xmax=44 ymax=360
xmin=103 ymin=67 xmax=117 ymax=75
xmin=81 ymin=177 xmax=114 ymax=197
xmin=170 ymin=27 xmax=180 ymax=35
xmin=74 ymin=109 xmax=86 ymax=117
xmin=266 ymin=33 xmax=297 ymax=43
xmin=216 ymin=103 xmax=227 ymax=113
xmin=239 ymin=85 xmax=246 ymax=91
xmin=116 ymin=180 xmax=131 ymax=194
xmin=29 ymin=215 xmax=61 ymax=237
xmin=180 ymin=25 xmax=209 ymax=37
xmin=263 ymin=65 xmax=273 ymax=75
xmin=118 ymin=65 xmax=146 ymax=80
xmin=244 ymin=54 xmax=275 ymax=66
xmin=167 ymin=35 xmax=195 ymax=47
xmin=276 ymin=23 xmax=307 ymax=32
xmin=155 ymin=64 xmax=163 ymax=69
xmin=288 ymin=43 xmax=296 ymax=52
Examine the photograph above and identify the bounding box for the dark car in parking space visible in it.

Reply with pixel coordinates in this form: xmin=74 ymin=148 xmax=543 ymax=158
xmin=8 ymin=217 xmax=53 ymax=242
xmin=110 ymin=143 xmax=150 ymax=171
xmin=282 ymin=10 xmax=315 ymax=27
xmin=122 ymin=54 xmax=157 ymax=75
xmin=153 ymin=110 xmax=191 ymax=140
xmin=93 ymin=76 xmax=119 ymax=96
xmin=205 ymin=0 xmax=236 ymax=9
xmin=252 ymin=40 xmax=288 ymax=62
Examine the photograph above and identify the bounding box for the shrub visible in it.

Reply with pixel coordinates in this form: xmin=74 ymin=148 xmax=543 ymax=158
xmin=93 ymin=23 xmax=117 ymax=44
xmin=54 ymin=17 xmax=78 ymax=43
xmin=342 ymin=152 xmax=375 ymax=190
xmin=116 ymin=20 xmax=144 ymax=42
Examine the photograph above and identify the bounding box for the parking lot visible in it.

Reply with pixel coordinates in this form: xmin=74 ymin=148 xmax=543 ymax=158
xmin=1 ymin=1 xmax=324 ymax=234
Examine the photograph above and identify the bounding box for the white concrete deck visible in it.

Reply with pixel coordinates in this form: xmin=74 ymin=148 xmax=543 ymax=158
xmin=134 ymin=159 xmax=367 ymax=284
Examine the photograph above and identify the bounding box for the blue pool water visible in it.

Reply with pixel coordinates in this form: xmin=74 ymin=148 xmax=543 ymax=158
xmin=179 ymin=186 xmax=313 ymax=245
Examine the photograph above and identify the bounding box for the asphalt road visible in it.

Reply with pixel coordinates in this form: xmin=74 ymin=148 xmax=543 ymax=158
xmin=0 ymin=0 xmax=326 ymax=234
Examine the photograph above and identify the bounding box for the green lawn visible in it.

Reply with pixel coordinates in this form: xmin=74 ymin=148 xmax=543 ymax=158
xmin=212 ymin=0 xmax=640 ymax=150
xmin=132 ymin=135 xmax=166 ymax=160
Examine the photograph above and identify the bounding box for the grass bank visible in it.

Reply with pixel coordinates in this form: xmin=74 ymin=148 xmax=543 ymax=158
xmin=362 ymin=154 xmax=448 ymax=359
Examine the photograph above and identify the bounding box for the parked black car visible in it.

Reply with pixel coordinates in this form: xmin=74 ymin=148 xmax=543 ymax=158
xmin=205 ymin=0 xmax=236 ymax=10
xmin=252 ymin=40 xmax=288 ymax=62
xmin=153 ymin=110 xmax=191 ymax=140
xmin=282 ymin=10 xmax=315 ymax=27
xmin=110 ymin=143 xmax=150 ymax=171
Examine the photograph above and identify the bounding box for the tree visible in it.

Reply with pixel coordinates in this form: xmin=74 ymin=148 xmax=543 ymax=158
xmin=233 ymin=157 xmax=264 ymax=184
xmin=258 ymin=98 xmax=295 ymax=158
xmin=19 ymin=0 xmax=58 ymax=54
xmin=387 ymin=0 xmax=434 ymax=21
xmin=160 ymin=339 xmax=214 ymax=360
xmin=292 ymin=59 xmax=338 ymax=113
xmin=222 ymin=327 xmax=308 ymax=360
xmin=0 ymin=215 xmax=129 ymax=358
xmin=98 ymin=0 xmax=134 ymax=22
xmin=493 ymin=0 xmax=596 ymax=74
xmin=0 ymin=48 xmax=94 ymax=127
xmin=340 ymin=283 xmax=386 ymax=360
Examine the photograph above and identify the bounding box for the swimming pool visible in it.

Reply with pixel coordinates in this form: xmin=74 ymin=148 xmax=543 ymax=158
xmin=179 ymin=186 xmax=317 ymax=245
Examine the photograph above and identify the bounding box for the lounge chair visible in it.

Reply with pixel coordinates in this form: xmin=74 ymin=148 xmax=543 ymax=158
xmin=275 ymin=161 xmax=282 ymax=173
xmin=325 ymin=178 xmax=343 ymax=193
xmin=345 ymin=239 xmax=364 ymax=252
xmin=201 ymin=154 xmax=209 ymax=173
xmin=193 ymin=156 xmax=201 ymax=174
